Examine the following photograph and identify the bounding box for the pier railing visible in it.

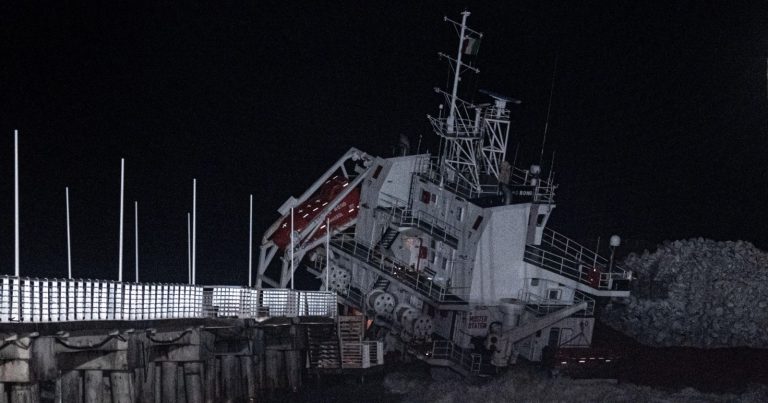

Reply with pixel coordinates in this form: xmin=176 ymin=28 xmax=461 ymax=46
xmin=0 ymin=276 xmax=336 ymax=323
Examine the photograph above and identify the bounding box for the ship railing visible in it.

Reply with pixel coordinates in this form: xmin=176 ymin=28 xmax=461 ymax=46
xmin=519 ymin=290 xmax=570 ymax=316
xmin=429 ymin=340 xmax=482 ymax=375
xmin=483 ymin=106 xmax=511 ymax=121
xmin=538 ymin=228 xmax=628 ymax=280
xmin=330 ymin=234 xmax=469 ymax=303
xmin=519 ymin=289 xmax=595 ymax=319
xmin=415 ymin=158 xmax=490 ymax=200
xmin=341 ymin=341 xmax=384 ymax=369
xmin=573 ymin=291 xmax=596 ymax=316
xmin=378 ymin=192 xmax=461 ymax=245
xmin=0 ymin=276 xmax=204 ymax=322
xmin=505 ymin=166 xmax=556 ymax=203
xmin=205 ymin=286 xmax=337 ymax=319
xmin=0 ymin=275 xmax=337 ymax=323
xmin=416 ymin=157 xmax=555 ymax=203
xmin=524 ymin=246 xmax=609 ymax=290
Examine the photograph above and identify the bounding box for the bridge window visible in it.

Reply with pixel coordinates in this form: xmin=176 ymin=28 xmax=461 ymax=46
xmin=547 ymin=288 xmax=561 ymax=300
xmin=421 ymin=190 xmax=431 ymax=203
xmin=530 ymin=278 xmax=539 ymax=286
xmin=472 ymin=216 xmax=484 ymax=230
xmin=536 ymin=214 xmax=547 ymax=226
xmin=456 ymin=206 xmax=464 ymax=221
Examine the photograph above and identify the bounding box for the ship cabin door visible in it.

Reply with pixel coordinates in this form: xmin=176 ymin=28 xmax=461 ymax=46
xmin=547 ymin=327 xmax=561 ymax=348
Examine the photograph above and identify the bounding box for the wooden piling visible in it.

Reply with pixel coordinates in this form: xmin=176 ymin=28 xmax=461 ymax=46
xmin=84 ymin=370 xmax=103 ymax=403
xmin=0 ymin=383 xmax=7 ymax=403
xmin=161 ymin=362 xmax=177 ymax=403
xmin=111 ymin=371 xmax=134 ymax=403
xmin=102 ymin=373 xmax=112 ymax=403
xmin=153 ymin=364 xmax=161 ymax=403
xmin=60 ymin=370 xmax=83 ymax=403
xmin=265 ymin=349 xmax=284 ymax=390
xmin=183 ymin=362 xmax=203 ymax=403
xmin=240 ymin=356 xmax=256 ymax=401
xmin=285 ymin=350 xmax=302 ymax=392
xmin=175 ymin=365 xmax=185 ymax=403
xmin=9 ymin=384 xmax=35 ymax=403
xmin=203 ymin=359 xmax=216 ymax=403
xmin=220 ymin=355 xmax=240 ymax=403
xmin=136 ymin=364 xmax=155 ymax=403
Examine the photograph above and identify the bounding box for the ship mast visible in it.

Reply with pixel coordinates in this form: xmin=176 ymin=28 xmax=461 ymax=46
xmin=429 ymin=11 xmax=516 ymax=196
xmin=429 ymin=11 xmax=485 ymax=194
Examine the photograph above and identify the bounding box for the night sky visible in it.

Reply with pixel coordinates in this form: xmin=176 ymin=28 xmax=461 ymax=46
xmin=0 ymin=1 xmax=766 ymax=285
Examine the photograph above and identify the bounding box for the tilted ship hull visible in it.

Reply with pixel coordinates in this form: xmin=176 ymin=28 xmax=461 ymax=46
xmin=257 ymin=11 xmax=631 ymax=374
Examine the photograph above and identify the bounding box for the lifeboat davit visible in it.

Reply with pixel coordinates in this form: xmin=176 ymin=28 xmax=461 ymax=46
xmin=270 ymin=175 xmax=360 ymax=250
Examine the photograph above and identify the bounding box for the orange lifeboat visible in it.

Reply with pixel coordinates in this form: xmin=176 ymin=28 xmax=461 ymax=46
xmin=270 ymin=175 xmax=360 ymax=250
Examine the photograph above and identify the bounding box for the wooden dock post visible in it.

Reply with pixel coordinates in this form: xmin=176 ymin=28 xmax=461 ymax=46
xmin=220 ymin=355 xmax=240 ymax=403
xmin=175 ymin=365 xmax=185 ymax=403
xmin=183 ymin=362 xmax=203 ymax=403
xmin=110 ymin=371 xmax=134 ymax=403
xmin=240 ymin=356 xmax=256 ymax=400
xmin=58 ymin=370 xmax=82 ymax=403
xmin=285 ymin=350 xmax=302 ymax=392
xmin=161 ymin=362 xmax=177 ymax=403
xmin=9 ymin=384 xmax=36 ymax=403
xmin=84 ymin=370 xmax=102 ymax=403
xmin=203 ymin=359 xmax=216 ymax=403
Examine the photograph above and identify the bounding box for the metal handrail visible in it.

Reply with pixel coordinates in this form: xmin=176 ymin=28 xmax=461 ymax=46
xmin=378 ymin=193 xmax=461 ymax=246
xmin=538 ymin=228 xmax=628 ymax=278
xmin=523 ymin=246 xmax=608 ymax=289
xmin=430 ymin=340 xmax=482 ymax=374
xmin=415 ymin=157 xmax=556 ymax=202
xmin=0 ymin=275 xmax=336 ymax=323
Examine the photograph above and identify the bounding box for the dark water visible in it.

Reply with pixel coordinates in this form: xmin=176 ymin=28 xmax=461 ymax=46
xmin=593 ymin=321 xmax=768 ymax=393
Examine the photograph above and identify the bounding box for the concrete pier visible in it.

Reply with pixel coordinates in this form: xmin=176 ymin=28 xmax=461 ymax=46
xmin=0 ymin=318 xmax=337 ymax=402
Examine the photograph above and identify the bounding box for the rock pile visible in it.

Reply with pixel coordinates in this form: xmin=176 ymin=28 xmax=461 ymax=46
xmin=601 ymin=238 xmax=768 ymax=348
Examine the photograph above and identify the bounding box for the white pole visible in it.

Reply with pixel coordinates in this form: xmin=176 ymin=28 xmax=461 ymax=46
xmin=248 ymin=194 xmax=253 ymax=287
xmin=14 ymin=130 xmax=19 ymax=277
xmin=325 ymin=217 xmax=330 ymax=291
xmin=192 ymin=179 xmax=197 ymax=285
xmin=118 ymin=158 xmax=125 ymax=282
xmin=134 ymin=201 xmax=139 ymax=283
xmin=290 ymin=207 xmax=294 ymax=289
xmin=66 ymin=187 xmax=72 ymax=279
xmin=187 ymin=212 xmax=191 ymax=284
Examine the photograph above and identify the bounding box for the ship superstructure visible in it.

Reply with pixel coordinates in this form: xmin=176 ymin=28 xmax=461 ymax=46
xmin=257 ymin=11 xmax=631 ymax=373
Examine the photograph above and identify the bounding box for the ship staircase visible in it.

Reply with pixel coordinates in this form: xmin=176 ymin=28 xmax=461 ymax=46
xmin=523 ymin=228 xmax=631 ymax=296
xmin=377 ymin=193 xmax=460 ymax=249
xmin=307 ymin=323 xmax=341 ymax=369
xmin=328 ymin=233 xmax=466 ymax=306
xmin=307 ymin=316 xmax=384 ymax=371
